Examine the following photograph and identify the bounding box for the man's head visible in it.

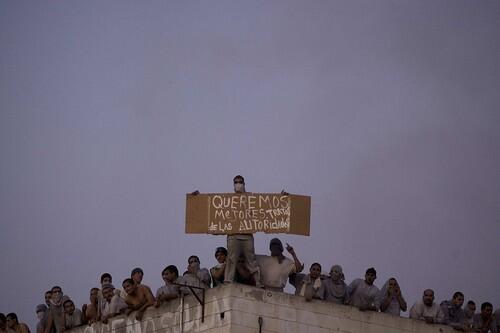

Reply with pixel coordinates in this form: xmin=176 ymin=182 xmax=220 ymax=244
xmin=5 ymin=313 xmax=18 ymax=328
xmin=90 ymin=288 xmax=99 ymax=303
xmin=215 ymin=247 xmax=227 ymax=264
xmin=188 ymin=255 xmax=201 ymax=270
xmin=269 ymin=238 xmax=284 ymax=257
xmin=162 ymin=265 xmax=179 ymax=283
xmin=464 ymin=300 xmax=476 ymax=318
xmin=51 ymin=286 xmax=63 ymax=303
xmin=422 ymin=289 xmax=435 ymax=306
xmin=131 ymin=267 xmax=144 ymax=284
xmin=102 ymin=284 xmax=115 ymax=302
xmin=329 ymin=265 xmax=344 ymax=281
xmin=44 ymin=291 xmax=52 ymax=306
xmin=35 ymin=304 xmax=47 ymax=320
xmin=364 ymin=267 xmax=377 ymax=285
xmin=122 ymin=278 xmax=137 ymax=295
xmin=480 ymin=302 xmax=493 ymax=319
xmin=388 ymin=278 xmax=399 ymax=290
xmin=309 ymin=263 xmax=322 ymax=279
xmin=233 ymin=175 xmax=245 ymax=193
xmin=452 ymin=291 xmax=464 ymax=308
xmin=100 ymin=273 xmax=112 ymax=285
xmin=63 ymin=299 xmax=75 ymax=315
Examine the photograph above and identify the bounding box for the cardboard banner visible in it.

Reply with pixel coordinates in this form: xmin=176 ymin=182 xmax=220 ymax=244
xmin=185 ymin=193 xmax=310 ymax=235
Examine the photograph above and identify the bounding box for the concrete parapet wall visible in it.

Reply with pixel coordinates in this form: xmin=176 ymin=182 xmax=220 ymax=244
xmin=68 ymin=284 xmax=453 ymax=333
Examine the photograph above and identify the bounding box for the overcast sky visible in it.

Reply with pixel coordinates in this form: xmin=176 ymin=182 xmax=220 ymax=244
xmin=1 ymin=0 xmax=499 ymax=330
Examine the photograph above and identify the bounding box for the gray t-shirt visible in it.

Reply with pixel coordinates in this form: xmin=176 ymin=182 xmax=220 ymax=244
xmin=409 ymin=300 xmax=445 ymax=324
xmin=256 ymin=255 xmax=296 ymax=290
xmin=155 ymin=279 xmax=180 ymax=299
xmin=348 ymin=279 xmax=380 ymax=309
xmin=102 ymin=295 xmax=127 ymax=318
xmin=323 ymin=279 xmax=349 ymax=305
xmin=64 ymin=309 xmax=82 ymax=329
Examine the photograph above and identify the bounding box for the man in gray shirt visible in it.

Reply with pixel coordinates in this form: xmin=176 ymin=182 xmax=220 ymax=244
xmin=440 ymin=291 xmax=466 ymax=330
xmin=101 ymin=284 xmax=127 ymax=324
xmin=348 ymin=267 xmax=380 ymax=311
xmin=473 ymin=302 xmax=497 ymax=333
xmin=63 ymin=299 xmax=82 ymax=330
xmin=409 ymin=289 xmax=445 ymax=324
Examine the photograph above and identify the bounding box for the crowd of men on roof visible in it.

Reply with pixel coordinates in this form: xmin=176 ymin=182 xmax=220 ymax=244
xmin=1 ymin=175 xmax=498 ymax=333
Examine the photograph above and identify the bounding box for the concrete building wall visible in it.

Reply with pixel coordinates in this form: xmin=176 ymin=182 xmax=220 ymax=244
xmin=69 ymin=284 xmax=453 ymax=333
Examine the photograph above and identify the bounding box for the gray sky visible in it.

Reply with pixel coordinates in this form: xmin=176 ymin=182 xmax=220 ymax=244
xmin=1 ymin=0 xmax=499 ymax=329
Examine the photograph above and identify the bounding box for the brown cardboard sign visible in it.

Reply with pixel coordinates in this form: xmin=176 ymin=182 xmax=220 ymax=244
xmin=185 ymin=193 xmax=310 ymax=235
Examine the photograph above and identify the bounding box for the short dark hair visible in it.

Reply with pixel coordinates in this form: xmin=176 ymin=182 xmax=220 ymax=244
xmin=90 ymin=287 xmax=100 ymax=293
xmin=481 ymin=302 xmax=493 ymax=310
xmin=0 ymin=313 xmax=6 ymax=323
xmin=453 ymin=291 xmax=464 ymax=299
xmin=122 ymin=278 xmax=135 ymax=286
xmin=6 ymin=313 xmax=18 ymax=323
xmin=51 ymin=286 xmax=62 ymax=292
xmin=63 ymin=299 xmax=74 ymax=306
xmin=100 ymin=273 xmax=112 ymax=283
xmin=365 ymin=267 xmax=377 ymax=276
xmin=45 ymin=290 xmax=52 ymax=295
xmin=131 ymin=267 xmax=143 ymax=277
xmin=423 ymin=289 xmax=434 ymax=295
xmin=215 ymin=247 xmax=227 ymax=257
xmin=467 ymin=300 xmax=476 ymax=306
xmin=233 ymin=175 xmax=245 ymax=183
xmin=310 ymin=263 xmax=322 ymax=271
xmin=162 ymin=265 xmax=179 ymax=277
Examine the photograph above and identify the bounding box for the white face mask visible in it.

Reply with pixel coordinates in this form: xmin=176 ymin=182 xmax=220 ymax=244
xmin=37 ymin=312 xmax=45 ymax=320
xmin=234 ymin=183 xmax=245 ymax=193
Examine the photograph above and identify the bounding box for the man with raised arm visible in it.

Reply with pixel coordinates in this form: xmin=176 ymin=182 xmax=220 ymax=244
xmin=377 ymin=277 xmax=407 ymax=316
xmin=224 ymin=175 xmax=263 ymax=287
xmin=122 ymin=278 xmax=154 ymax=321
xmin=44 ymin=286 xmax=66 ymax=333
xmin=256 ymin=238 xmax=303 ymax=292
xmin=192 ymin=175 xmax=263 ymax=287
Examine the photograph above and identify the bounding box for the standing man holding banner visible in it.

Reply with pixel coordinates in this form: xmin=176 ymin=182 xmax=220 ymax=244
xmin=224 ymin=175 xmax=263 ymax=287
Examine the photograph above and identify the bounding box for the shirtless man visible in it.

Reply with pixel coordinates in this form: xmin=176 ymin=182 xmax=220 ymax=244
xmin=130 ymin=268 xmax=155 ymax=302
xmin=122 ymin=278 xmax=154 ymax=321
xmin=0 ymin=313 xmax=15 ymax=333
xmin=5 ymin=314 xmax=30 ymax=333
xmin=82 ymin=288 xmax=99 ymax=324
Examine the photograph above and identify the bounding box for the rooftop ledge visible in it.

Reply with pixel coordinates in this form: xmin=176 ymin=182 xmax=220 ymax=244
xmin=71 ymin=283 xmax=454 ymax=333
